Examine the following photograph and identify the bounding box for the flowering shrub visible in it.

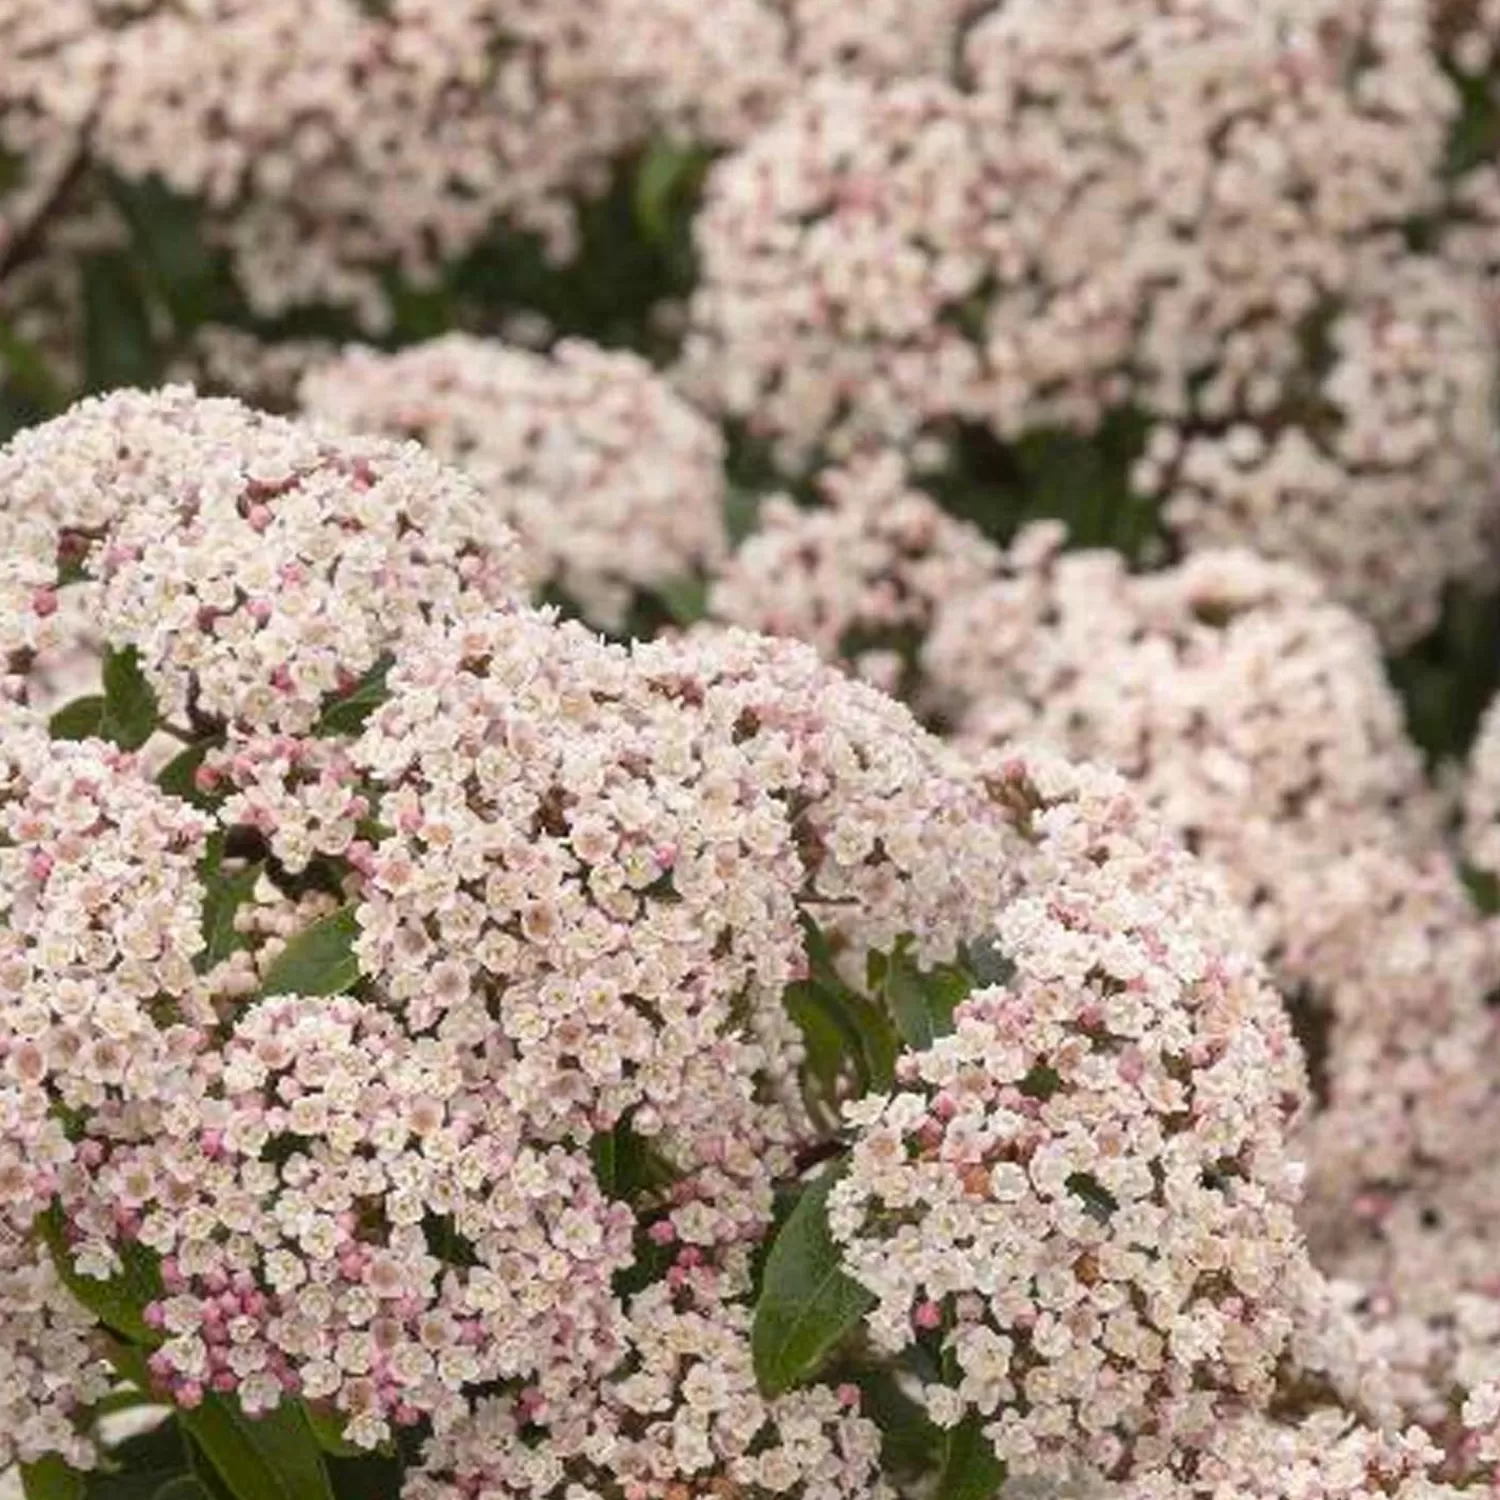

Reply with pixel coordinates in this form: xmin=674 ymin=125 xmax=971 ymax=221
xmin=1 ymin=384 xmax=1498 ymax=1500
xmin=6 ymin=4 xmax=1500 ymax=1500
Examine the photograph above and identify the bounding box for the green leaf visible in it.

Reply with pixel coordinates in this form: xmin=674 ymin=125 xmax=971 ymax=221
xmin=826 ymin=1360 xmax=941 ymax=1480
xmin=781 ymin=980 xmax=847 ymax=1119
xmin=21 ymin=1455 xmax=85 ymax=1500
xmin=962 ymin=937 xmax=1014 ymax=988
xmin=590 ymin=1116 xmax=677 ymax=1202
xmin=49 ymin=695 xmax=107 ymax=742
xmin=0 ymin=315 xmax=68 ymax=414
xmin=935 ymin=1412 xmax=1006 ymax=1500
xmin=878 ymin=945 xmax=942 ymax=1052
xmin=259 ymin=907 xmax=361 ymax=998
xmin=316 ymin=658 xmax=390 ymax=737
xmin=655 ymin=576 xmax=708 ymax=627
xmin=179 ymin=1397 xmax=333 ymax=1500
xmin=40 ymin=1205 xmax=161 ymax=1344
xmin=752 ymin=1163 xmax=873 ymax=1397
xmin=82 ymin=251 xmax=158 ymax=391
xmin=200 ymin=856 xmax=263 ymax=971
xmin=724 ymin=486 xmax=765 ymax=545
xmin=298 ymin=1405 xmax=364 ymax=1461
xmin=149 ymin=1482 xmax=212 ymax=1500
xmin=100 ymin=647 xmax=160 ymax=750
xmin=107 ymin=177 xmax=223 ymax=333
xmin=324 ymin=1451 xmax=402 ymax=1500
xmin=633 ymin=141 xmax=708 ymax=244
xmin=157 ymin=743 xmax=217 ymax=806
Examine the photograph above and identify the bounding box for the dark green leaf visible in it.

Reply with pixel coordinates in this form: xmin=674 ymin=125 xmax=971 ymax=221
xmin=655 ymin=576 xmax=708 ymax=627
xmin=633 ymin=141 xmax=708 ymax=244
xmin=157 ymin=743 xmax=217 ymax=807
xmin=316 ymin=659 xmax=391 ymax=737
xmin=935 ymin=1412 xmax=1006 ymax=1500
xmin=150 ymin=1482 xmax=212 ymax=1500
xmin=82 ymin=251 xmax=157 ymax=391
xmin=724 ymin=486 xmax=765 ymax=545
xmin=179 ymin=1397 xmax=333 ymax=1500
xmin=884 ymin=963 xmax=932 ymax=1050
xmin=108 ymin=177 xmax=223 ymax=332
xmin=1066 ymin=1171 xmax=1118 ymax=1224
xmin=752 ymin=1163 xmax=873 ymax=1396
xmin=49 ymin=696 xmax=106 ymax=742
xmin=200 ymin=858 xmax=263 ymax=970
xmin=100 ymin=647 xmax=160 ymax=750
xmin=590 ymin=1116 xmax=677 ymax=1201
xmin=102 ymin=1414 xmax=184 ymax=1477
xmin=40 ymin=1205 xmax=161 ymax=1343
xmin=962 ymin=937 xmax=1014 ymax=988
xmin=259 ymin=907 xmax=361 ymax=998
xmin=21 ymin=1454 xmax=85 ymax=1500
xmin=298 ymin=1405 xmax=364 ymax=1460
xmin=829 ymin=1361 xmax=941 ymax=1480
xmin=325 ymin=1451 xmax=402 ymax=1500
xmin=0 ymin=316 xmax=68 ymax=413
xmin=781 ymin=981 xmax=847 ymax=1117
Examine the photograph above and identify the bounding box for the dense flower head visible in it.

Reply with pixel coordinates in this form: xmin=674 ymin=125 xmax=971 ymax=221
xmin=1 ymin=0 xmax=638 ymax=327
xmin=629 ymin=626 xmax=1017 ymax=973
xmin=1281 ymin=849 xmax=1500 ymax=1225
xmin=299 ymin=335 xmax=728 ymax=631
xmin=7 ymin=581 xmax=1034 ymax=1463
xmin=964 ymin=0 xmax=1455 ymax=420
xmin=925 ymin=543 xmax=1438 ymax=961
xmin=0 ymin=1233 xmax=114 ymax=1472
xmin=109 ymin=992 xmax=636 ymax=1443
xmin=0 ymin=733 xmax=210 ymax=1239
xmin=0 ymin=385 xmax=522 ymax=727
xmin=1119 ymin=1407 xmax=1468 ymax=1500
xmin=347 ymin=611 xmax=810 ymax=1233
xmin=829 ymin=754 xmax=1309 ymax=1480
xmin=706 ymin=450 xmax=1003 ymax=695
xmin=679 ymin=75 xmax=1008 ymax=469
xmin=1278 ymin=848 xmax=1500 ymax=1442
xmin=594 ymin=0 xmax=983 ymax=146
xmin=405 ymin=1270 xmax=892 ymax=1500
xmin=683 ymin=0 xmax=1460 ymax=482
xmin=1136 ymin=251 xmax=1500 ymax=646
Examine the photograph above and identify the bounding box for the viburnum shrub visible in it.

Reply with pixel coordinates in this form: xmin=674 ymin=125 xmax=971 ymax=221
xmin=2 ymin=388 xmax=1497 ymax=1500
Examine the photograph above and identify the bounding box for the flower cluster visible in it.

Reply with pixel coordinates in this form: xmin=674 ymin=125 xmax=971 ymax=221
xmin=1136 ymin=251 xmax=1500 ymax=645
xmin=678 ymin=75 xmax=1007 ymax=469
xmin=405 ymin=1269 xmax=891 ymax=1500
xmin=706 ymin=450 xmax=1001 ymax=696
xmin=1119 ymin=1407 xmax=1469 ymax=1500
xmin=595 ymin=0 xmax=982 ymax=146
xmin=830 ymin=754 xmax=1309 ymax=1480
xmin=0 ymin=1235 xmax=114 ymax=1472
xmin=1276 ymin=845 xmax=1500 ymax=1441
xmin=14 ymin=379 xmax=1492 ymax=1499
xmin=1283 ymin=850 xmax=1500 ymax=1221
xmin=0 ymin=387 xmax=1052 ymax=1488
xmin=1 ymin=0 xmax=637 ymax=327
xmin=0 ymin=385 xmax=522 ymax=727
xmin=299 ymin=335 xmax=728 ymax=631
xmin=680 ymin=0 xmax=1491 ymax=640
xmin=925 ymin=543 xmax=1437 ymax=962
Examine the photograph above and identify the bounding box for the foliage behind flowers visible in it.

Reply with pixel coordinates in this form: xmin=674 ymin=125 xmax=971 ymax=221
xmin=8 ymin=4 xmax=1500 ymax=1500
